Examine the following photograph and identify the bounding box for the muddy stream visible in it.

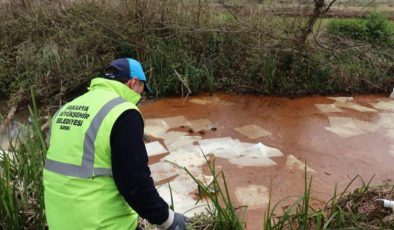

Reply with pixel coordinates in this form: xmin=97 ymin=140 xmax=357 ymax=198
xmin=1 ymin=93 xmax=394 ymax=229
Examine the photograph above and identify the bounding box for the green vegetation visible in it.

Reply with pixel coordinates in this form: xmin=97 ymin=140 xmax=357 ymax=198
xmin=264 ymin=169 xmax=394 ymax=229
xmin=0 ymin=91 xmax=47 ymax=229
xmin=327 ymin=12 xmax=394 ymax=44
xmin=186 ymin=156 xmax=245 ymax=229
xmin=0 ymin=0 xmax=393 ymax=110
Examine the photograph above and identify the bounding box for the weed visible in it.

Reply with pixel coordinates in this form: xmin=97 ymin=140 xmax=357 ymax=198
xmin=264 ymin=165 xmax=394 ymax=229
xmin=327 ymin=12 xmax=393 ymax=45
xmin=185 ymin=155 xmax=245 ymax=230
xmin=0 ymin=90 xmax=47 ymax=229
xmin=1 ymin=0 xmax=393 ymax=107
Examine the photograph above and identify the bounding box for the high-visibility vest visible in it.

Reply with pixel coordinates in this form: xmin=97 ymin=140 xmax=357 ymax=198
xmin=44 ymin=78 xmax=141 ymax=230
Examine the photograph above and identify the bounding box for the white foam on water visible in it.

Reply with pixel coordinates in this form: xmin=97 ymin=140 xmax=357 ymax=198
xmin=159 ymin=131 xmax=189 ymax=143
xmin=390 ymin=145 xmax=394 ymax=157
xmin=190 ymin=96 xmax=221 ymax=105
xmin=334 ymin=101 xmax=377 ymax=113
xmin=229 ymin=155 xmax=277 ymax=167
xmin=162 ymin=115 xmax=189 ymax=128
xmin=328 ymin=116 xmax=356 ymax=127
xmin=143 ymin=116 xmax=286 ymax=218
xmin=157 ymin=183 xmax=209 ymax=217
xmin=315 ymin=104 xmax=343 ymax=113
xmin=210 ymin=147 xmax=242 ymax=160
xmin=385 ymin=129 xmax=394 ymax=139
xmin=326 ymin=117 xmax=367 ymax=137
xmin=244 ymin=143 xmax=283 ymax=158
xmin=162 ymin=146 xmax=205 ymax=169
xmin=325 ymin=126 xmax=366 ymax=138
xmin=353 ymin=119 xmax=379 ymax=133
xmin=144 ymin=118 xmax=169 ymax=138
xmin=285 ymin=154 xmax=316 ymax=173
xmin=371 ymin=100 xmax=394 ymax=112
xmin=186 ymin=119 xmax=213 ymax=132
xmin=235 ymin=185 xmax=269 ymax=209
xmin=145 ymin=141 xmax=168 ymax=157
xmin=234 ymin=124 xmax=272 ymax=140
xmin=378 ymin=113 xmax=394 ymax=129
xmin=189 ymin=96 xmax=234 ymax=106
xmin=328 ymin=97 xmax=354 ymax=102
xmin=149 ymin=161 xmax=179 ymax=185
xmin=164 ymin=135 xmax=201 ymax=152
xmin=198 ymin=137 xmax=235 ymax=154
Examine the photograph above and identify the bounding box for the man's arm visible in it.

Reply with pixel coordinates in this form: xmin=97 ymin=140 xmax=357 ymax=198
xmin=110 ymin=109 xmax=173 ymax=227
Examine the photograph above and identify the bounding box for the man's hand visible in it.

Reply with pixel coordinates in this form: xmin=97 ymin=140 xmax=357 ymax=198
xmin=167 ymin=212 xmax=186 ymax=230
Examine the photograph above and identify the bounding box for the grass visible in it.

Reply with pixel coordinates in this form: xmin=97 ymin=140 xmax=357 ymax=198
xmin=0 ymin=90 xmax=47 ymax=229
xmin=264 ymin=165 xmax=394 ymax=230
xmin=0 ymin=0 xmax=393 ymax=109
xmin=185 ymin=155 xmax=246 ymax=230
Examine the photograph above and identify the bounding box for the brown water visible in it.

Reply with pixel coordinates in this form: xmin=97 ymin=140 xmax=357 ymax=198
xmin=1 ymin=93 xmax=393 ymax=229
xmin=140 ymin=93 xmax=394 ymax=230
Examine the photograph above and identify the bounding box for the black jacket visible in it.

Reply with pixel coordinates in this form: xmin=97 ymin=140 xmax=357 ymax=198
xmin=110 ymin=109 xmax=169 ymax=225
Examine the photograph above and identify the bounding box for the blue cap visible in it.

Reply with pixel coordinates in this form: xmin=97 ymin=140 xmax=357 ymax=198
xmin=105 ymin=58 xmax=152 ymax=93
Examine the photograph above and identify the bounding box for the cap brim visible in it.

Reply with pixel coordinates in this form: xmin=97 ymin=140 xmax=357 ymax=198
xmin=144 ymin=82 xmax=153 ymax=94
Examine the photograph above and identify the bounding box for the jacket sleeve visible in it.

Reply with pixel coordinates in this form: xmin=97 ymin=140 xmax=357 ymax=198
xmin=110 ymin=109 xmax=169 ymax=225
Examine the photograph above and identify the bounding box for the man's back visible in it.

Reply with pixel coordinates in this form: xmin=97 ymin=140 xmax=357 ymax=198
xmin=44 ymin=80 xmax=139 ymax=229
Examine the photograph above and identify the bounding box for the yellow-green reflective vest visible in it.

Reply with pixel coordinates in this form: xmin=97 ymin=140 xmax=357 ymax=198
xmin=44 ymin=78 xmax=142 ymax=230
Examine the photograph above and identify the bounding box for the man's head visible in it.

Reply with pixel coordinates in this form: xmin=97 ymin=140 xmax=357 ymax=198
xmin=103 ymin=58 xmax=152 ymax=95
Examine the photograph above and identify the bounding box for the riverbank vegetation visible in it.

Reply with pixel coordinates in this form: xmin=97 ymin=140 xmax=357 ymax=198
xmin=0 ymin=0 xmax=393 ymax=111
xmin=264 ymin=172 xmax=394 ymax=229
xmin=0 ymin=94 xmax=47 ymax=229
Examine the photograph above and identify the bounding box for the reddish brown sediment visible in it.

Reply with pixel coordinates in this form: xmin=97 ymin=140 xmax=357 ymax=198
xmin=141 ymin=93 xmax=394 ymax=230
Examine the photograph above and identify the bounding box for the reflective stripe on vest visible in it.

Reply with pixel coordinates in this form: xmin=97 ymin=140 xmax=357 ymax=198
xmin=45 ymin=97 xmax=126 ymax=178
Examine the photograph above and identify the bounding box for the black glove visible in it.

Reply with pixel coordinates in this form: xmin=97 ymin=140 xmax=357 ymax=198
xmin=167 ymin=212 xmax=186 ymax=230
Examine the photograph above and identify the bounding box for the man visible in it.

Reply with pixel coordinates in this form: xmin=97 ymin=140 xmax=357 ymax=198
xmin=43 ymin=58 xmax=186 ymax=230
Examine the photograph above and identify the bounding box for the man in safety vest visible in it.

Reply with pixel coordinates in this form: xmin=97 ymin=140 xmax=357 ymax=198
xmin=43 ymin=58 xmax=186 ymax=230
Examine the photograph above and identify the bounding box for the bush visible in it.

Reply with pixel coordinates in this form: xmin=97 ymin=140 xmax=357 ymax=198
xmin=327 ymin=12 xmax=393 ymax=44
xmin=327 ymin=19 xmax=366 ymax=40
xmin=365 ymin=12 xmax=391 ymax=43
xmin=0 ymin=1 xmax=393 ymax=106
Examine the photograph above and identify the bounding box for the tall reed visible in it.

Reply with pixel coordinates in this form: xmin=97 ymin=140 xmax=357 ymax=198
xmin=0 ymin=91 xmax=47 ymax=229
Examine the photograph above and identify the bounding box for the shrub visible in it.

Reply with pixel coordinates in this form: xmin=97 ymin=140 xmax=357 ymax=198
xmin=327 ymin=12 xmax=392 ymax=44
xmin=365 ymin=12 xmax=391 ymax=43
xmin=327 ymin=19 xmax=366 ymax=40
